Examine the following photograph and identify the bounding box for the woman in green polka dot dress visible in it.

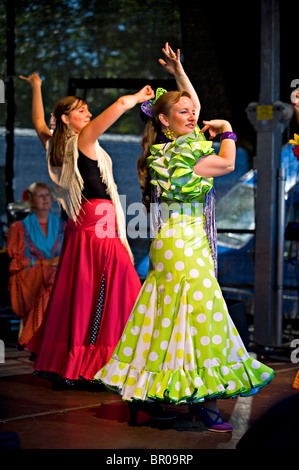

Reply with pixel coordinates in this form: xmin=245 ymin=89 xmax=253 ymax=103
xmin=94 ymin=43 xmax=274 ymax=432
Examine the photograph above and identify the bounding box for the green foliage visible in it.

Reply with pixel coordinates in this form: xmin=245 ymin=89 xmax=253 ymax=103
xmin=1 ymin=0 xmax=182 ymax=134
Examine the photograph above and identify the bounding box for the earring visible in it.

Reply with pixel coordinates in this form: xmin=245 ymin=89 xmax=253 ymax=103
xmin=164 ymin=128 xmax=175 ymax=140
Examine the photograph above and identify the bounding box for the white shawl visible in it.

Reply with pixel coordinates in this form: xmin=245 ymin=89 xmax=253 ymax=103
xmin=46 ymin=135 xmax=133 ymax=263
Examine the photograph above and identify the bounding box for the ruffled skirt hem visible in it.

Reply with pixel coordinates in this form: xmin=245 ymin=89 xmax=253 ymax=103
xmin=94 ymin=355 xmax=274 ymax=404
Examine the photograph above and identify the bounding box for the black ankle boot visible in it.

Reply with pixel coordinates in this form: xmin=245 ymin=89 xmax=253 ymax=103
xmin=128 ymin=401 xmax=177 ymax=426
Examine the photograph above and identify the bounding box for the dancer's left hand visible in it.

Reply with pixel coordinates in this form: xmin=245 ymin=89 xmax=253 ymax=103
xmin=159 ymin=42 xmax=183 ymax=76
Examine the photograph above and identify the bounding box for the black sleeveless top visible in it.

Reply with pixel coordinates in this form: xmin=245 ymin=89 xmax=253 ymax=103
xmin=77 ymin=149 xmax=111 ymax=200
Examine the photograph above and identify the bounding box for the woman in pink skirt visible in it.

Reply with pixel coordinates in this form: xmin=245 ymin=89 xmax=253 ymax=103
xmin=21 ymin=72 xmax=154 ymax=388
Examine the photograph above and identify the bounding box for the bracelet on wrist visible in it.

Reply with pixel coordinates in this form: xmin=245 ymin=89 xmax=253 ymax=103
xmin=220 ymin=132 xmax=237 ymax=142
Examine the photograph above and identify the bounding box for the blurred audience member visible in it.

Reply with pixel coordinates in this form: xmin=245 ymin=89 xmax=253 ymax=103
xmin=7 ymin=182 xmax=65 ymax=347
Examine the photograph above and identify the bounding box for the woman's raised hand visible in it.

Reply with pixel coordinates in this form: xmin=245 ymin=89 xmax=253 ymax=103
xmin=19 ymin=72 xmax=52 ymax=147
xmin=136 ymin=85 xmax=155 ymax=103
xmin=159 ymin=42 xmax=183 ymax=76
xmin=19 ymin=72 xmax=42 ymax=87
xmin=199 ymin=119 xmax=233 ymax=139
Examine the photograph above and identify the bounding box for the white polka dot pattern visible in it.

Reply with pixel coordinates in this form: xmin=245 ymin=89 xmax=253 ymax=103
xmin=95 ymin=201 xmax=274 ymax=403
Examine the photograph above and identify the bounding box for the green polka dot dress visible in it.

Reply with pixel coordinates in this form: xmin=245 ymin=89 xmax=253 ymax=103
xmin=94 ymin=126 xmax=274 ymax=403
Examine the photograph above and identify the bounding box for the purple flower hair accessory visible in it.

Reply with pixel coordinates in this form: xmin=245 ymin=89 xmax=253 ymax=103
xmin=140 ymin=87 xmax=168 ymax=119
xmin=141 ymin=100 xmax=154 ymax=118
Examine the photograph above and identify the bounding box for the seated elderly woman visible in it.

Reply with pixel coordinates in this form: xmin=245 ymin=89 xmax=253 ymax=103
xmin=7 ymin=182 xmax=65 ymax=348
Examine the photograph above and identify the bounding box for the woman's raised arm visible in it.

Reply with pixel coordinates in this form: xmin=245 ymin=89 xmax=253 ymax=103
xmin=159 ymin=42 xmax=201 ymax=120
xmin=193 ymin=120 xmax=236 ymax=177
xmin=20 ymin=73 xmax=52 ymax=149
xmin=78 ymin=85 xmax=154 ymax=157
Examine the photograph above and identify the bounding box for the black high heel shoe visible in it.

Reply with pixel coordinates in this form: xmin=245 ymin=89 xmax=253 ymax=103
xmin=128 ymin=401 xmax=177 ymax=426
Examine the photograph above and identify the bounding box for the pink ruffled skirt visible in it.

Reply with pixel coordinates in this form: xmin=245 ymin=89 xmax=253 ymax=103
xmin=28 ymin=199 xmax=141 ymax=382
